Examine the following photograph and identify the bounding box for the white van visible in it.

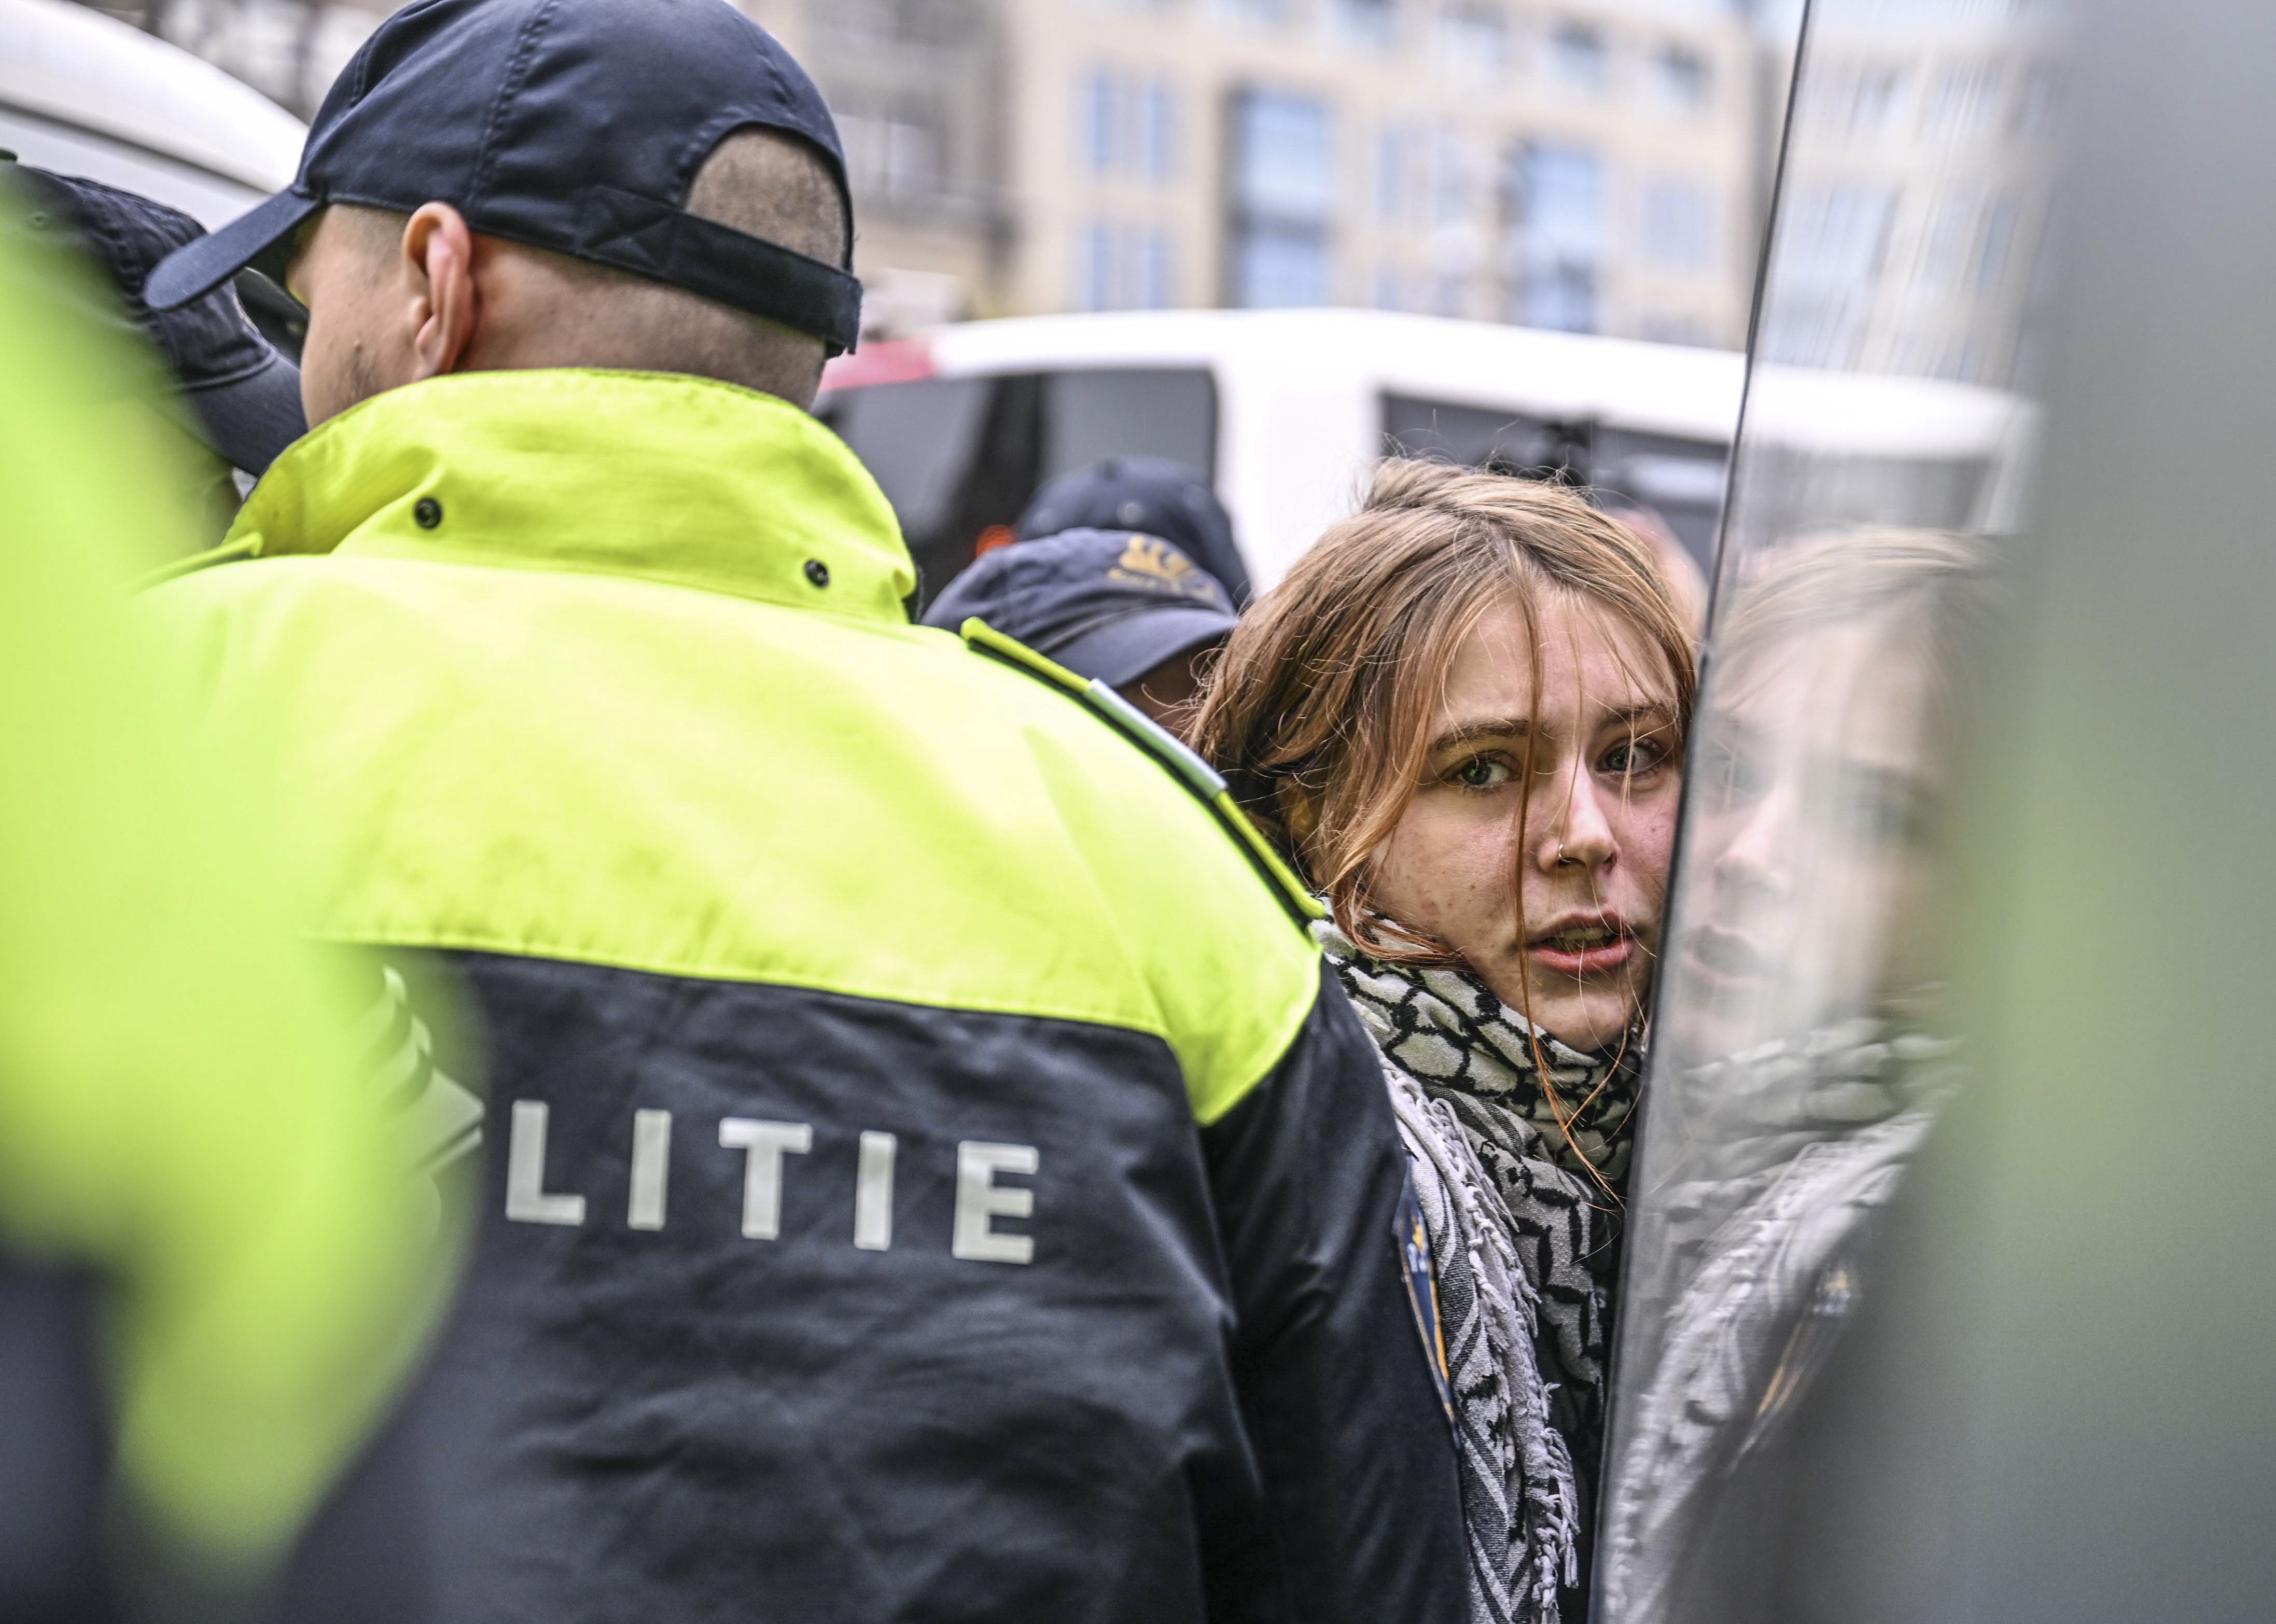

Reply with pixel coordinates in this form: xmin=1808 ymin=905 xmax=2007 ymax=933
xmin=817 ymin=306 xmax=2034 ymax=600
xmin=1 ymin=0 xmax=303 ymax=222
xmin=2 ymin=0 xmax=305 ymax=342
xmin=818 ymin=308 xmax=1741 ymax=600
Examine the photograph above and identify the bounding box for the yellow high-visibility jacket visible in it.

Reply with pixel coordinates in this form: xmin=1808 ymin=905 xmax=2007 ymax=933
xmin=149 ymin=365 xmax=1466 ymax=1624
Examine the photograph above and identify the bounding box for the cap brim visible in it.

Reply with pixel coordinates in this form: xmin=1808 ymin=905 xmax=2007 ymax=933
xmin=1047 ymin=605 xmax=1239 ymax=691
xmin=146 ymin=189 xmax=320 ymax=312
xmin=181 ymin=351 xmax=306 ymax=475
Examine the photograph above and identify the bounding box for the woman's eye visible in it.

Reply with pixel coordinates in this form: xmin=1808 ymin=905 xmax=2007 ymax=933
xmin=1451 ymin=756 xmax=1513 ymax=789
xmin=1601 ymin=737 xmax=1666 ymax=777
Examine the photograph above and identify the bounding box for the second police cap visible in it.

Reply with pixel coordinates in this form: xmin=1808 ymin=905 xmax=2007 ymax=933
xmin=1016 ymin=458 xmax=1253 ymax=609
xmin=7 ymin=163 xmax=305 ymax=474
xmin=144 ymin=0 xmax=861 ymax=355
xmin=923 ymin=529 xmax=1240 ymax=692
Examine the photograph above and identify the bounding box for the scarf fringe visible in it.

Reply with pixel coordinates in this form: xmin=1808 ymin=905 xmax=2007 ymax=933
xmin=1389 ymin=1068 xmax=1582 ymax=1623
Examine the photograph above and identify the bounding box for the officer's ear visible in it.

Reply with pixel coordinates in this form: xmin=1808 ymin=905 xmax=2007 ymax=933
xmin=400 ymin=201 xmax=480 ymax=383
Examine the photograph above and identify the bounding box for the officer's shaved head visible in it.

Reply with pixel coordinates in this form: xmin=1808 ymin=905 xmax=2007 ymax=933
xmin=292 ymin=128 xmax=851 ymax=423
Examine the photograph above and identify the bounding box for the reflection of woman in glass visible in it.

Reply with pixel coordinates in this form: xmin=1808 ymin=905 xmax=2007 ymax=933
xmin=1603 ymin=528 xmax=1996 ymax=1624
xmin=1196 ymin=460 xmax=1695 ymax=1624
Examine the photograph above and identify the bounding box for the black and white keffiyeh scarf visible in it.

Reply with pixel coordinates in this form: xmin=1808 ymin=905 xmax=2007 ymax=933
xmin=1318 ymin=919 xmax=1644 ymax=1624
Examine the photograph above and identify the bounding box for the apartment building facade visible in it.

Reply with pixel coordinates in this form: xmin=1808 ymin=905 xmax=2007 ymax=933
xmin=90 ymin=0 xmax=1764 ymax=344
xmin=1000 ymin=0 xmax=1760 ymax=345
xmin=740 ymin=0 xmax=1014 ymax=332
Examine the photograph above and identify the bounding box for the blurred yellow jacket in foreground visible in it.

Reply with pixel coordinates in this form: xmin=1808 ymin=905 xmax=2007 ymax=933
xmin=0 ymin=192 xmax=446 ymax=1593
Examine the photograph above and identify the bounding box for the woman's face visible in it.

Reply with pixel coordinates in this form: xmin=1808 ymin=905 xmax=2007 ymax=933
xmin=1669 ymin=617 xmax=1948 ymax=1065
xmin=1371 ymin=594 xmax=1684 ymax=1052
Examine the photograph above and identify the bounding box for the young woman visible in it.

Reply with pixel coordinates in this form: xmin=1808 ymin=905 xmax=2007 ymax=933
xmin=1195 ymin=459 xmax=1695 ymax=1624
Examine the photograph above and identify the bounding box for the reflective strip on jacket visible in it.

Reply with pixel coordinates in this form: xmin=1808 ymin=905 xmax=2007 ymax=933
xmin=149 ymin=368 xmax=1466 ymax=1624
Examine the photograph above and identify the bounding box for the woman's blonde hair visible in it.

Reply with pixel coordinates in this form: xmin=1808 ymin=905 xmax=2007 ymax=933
xmin=1194 ymin=458 xmax=1697 ymax=961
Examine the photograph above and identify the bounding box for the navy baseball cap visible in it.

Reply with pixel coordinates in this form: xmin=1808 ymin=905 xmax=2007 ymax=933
xmin=7 ymin=163 xmax=304 ymax=473
xmin=145 ymin=0 xmax=861 ymax=355
xmin=923 ymin=529 xmax=1240 ymax=690
xmin=1015 ymin=458 xmax=1252 ymax=607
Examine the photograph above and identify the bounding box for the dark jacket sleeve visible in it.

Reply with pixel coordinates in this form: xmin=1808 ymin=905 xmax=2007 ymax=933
xmin=1200 ymin=963 xmax=1469 ymax=1624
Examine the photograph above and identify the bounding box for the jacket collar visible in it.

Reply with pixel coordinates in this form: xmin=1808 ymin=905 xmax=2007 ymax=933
xmin=222 ymin=368 xmax=915 ymax=622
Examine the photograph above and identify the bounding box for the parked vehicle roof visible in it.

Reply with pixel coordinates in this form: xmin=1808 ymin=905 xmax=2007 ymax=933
xmin=1 ymin=0 xmax=303 ymax=215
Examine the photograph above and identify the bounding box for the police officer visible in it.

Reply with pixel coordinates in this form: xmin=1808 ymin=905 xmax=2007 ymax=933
xmin=0 ymin=171 xmax=442 ymax=1622
xmin=140 ymin=3 xmax=1464 ymax=1620
xmin=924 ymin=527 xmax=1241 ymax=740
xmin=5 ymin=159 xmax=305 ymax=541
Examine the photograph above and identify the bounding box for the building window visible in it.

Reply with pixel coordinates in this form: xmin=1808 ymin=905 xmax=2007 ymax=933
xmin=1143 ymin=230 xmax=1177 ymax=307
xmin=1083 ymin=73 xmax=1119 ymax=174
xmin=1081 ymin=72 xmax=1180 ymax=180
xmin=1235 ymin=225 xmax=1331 ymax=306
xmin=1430 ymin=127 xmax=1471 ymax=225
xmin=1433 ymin=5 xmax=1509 ymax=78
xmin=1548 ymin=23 xmax=1607 ymax=92
xmin=1235 ymin=90 xmax=1335 ymax=217
xmin=1652 ymin=45 xmax=1709 ymax=113
xmin=1507 ymin=140 xmax=1603 ymax=332
xmin=1230 ymin=89 xmax=1335 ymax=307
xmin=1142 ymin=83 xmax=1177 ymax=178
xmin=1376 ymin=125 xmax=1416 ymax=219
xmin=840 ymin=106 xmax=943 ymax=200
xmin=1333 ymin=0 xmax=1399 ymax=47
xmin=1079 ymin=220 xmax=1115 ymax=310
xmin=1080 ymin=222 xmax=1180 ymax=310
xmin=1521 ymin=264 xmax=1595 ymax=332
xmin=1641 ymin=178 xmax=1714 ymax=270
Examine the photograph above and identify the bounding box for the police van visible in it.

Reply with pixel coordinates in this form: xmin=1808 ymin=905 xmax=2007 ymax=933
xmin=815 ymin=305 xmax=2033 ymax=604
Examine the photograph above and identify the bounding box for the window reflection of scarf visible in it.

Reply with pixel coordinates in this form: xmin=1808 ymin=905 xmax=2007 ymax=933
xmin=1318 ymin=920 xmax=1643 ymax=1624
xmin=1599 ymin=1020 xmax=1960 ymax=1624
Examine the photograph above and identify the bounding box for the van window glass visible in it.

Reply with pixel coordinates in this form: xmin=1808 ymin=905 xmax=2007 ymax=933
xmin=817 ymin=376 xmax=994 ymax=549
xmin=1039 ymin=369 xmax=1216 ymax=483
xmin=1381 ymin=393 xmax=1729 ymax=573
xmin=817 ymin=367 xmax=1216 ymax=609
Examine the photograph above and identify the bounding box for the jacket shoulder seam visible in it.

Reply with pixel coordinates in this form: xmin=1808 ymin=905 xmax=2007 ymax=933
xmin=958 ymin=619 xmax=1324 ymax=932
xmin=308 ymin=925 xmax=1185 ymax=1047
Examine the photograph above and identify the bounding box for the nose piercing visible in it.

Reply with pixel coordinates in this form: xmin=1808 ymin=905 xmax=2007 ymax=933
xmin=1556 ymin=843 xmax=1576 ymax=866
